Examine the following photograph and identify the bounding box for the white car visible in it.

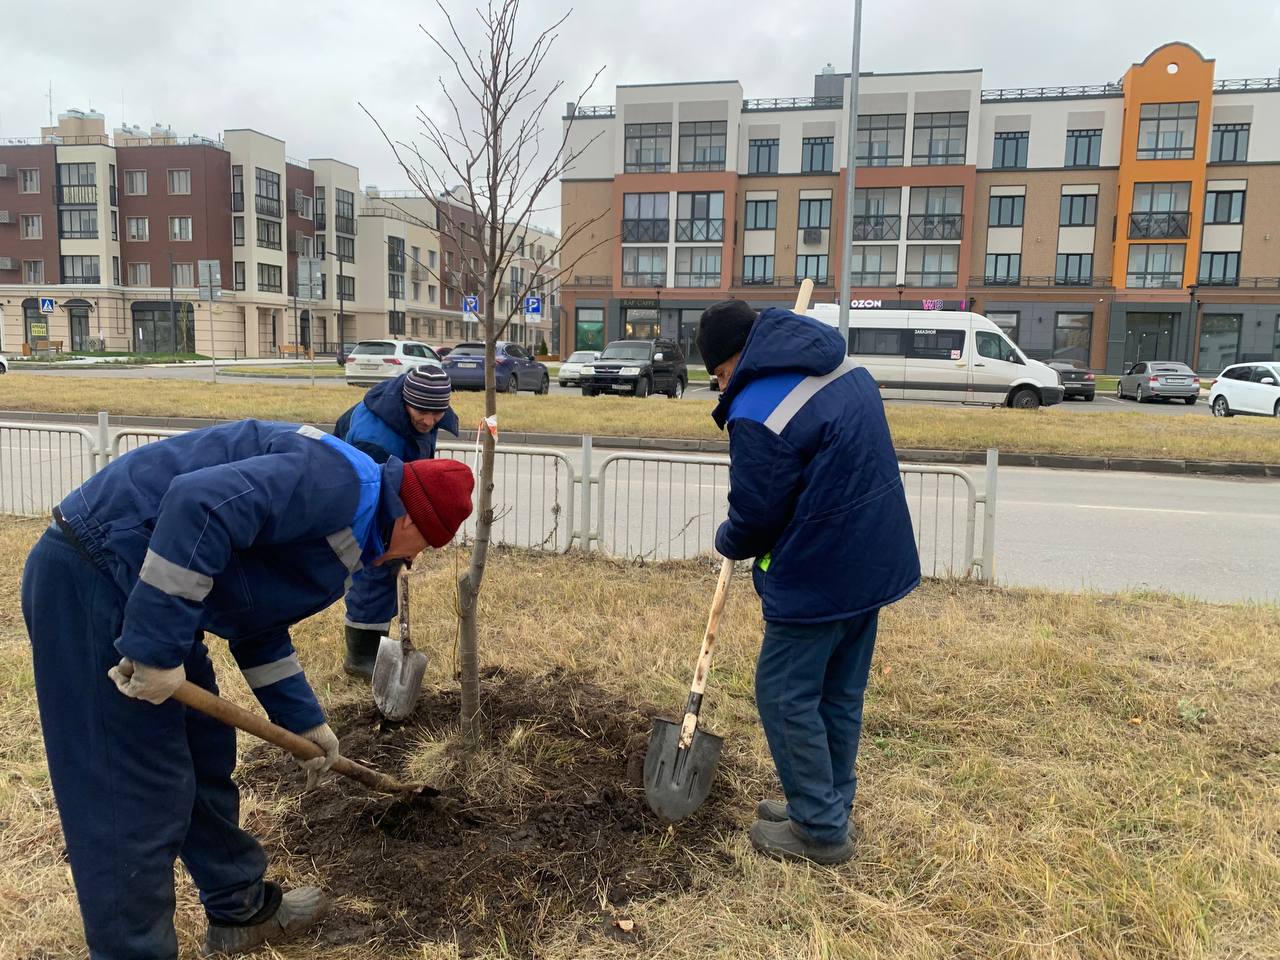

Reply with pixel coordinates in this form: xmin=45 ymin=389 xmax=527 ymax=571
xmin=0 ymin=353 xmax=8 ymax=375
xmin=1209 ymin=361 xmax=1280 ymax=418
xmin=344 ymin=339 xmax=442 ymax=387
xmin=558 ymin=350 xmax=600 ymax=387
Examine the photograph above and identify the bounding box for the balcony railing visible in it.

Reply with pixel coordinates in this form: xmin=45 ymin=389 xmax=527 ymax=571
xmin=411 ymin=265 xmax=427 ymax=281
xmin=969 ymin=274 xmax=1113 ymax=288
xmin=335 ymin=215 xmax=357 ymax=235
xmin=1128 ymin=212 xmax=1190 ymax=239
xmin=566 ymin=275 xmax=612 ymax=287
xmin=61 ymin=228 xmax=99 ymax=240
xmin=565 ymin=104 xmax=616 ymax=118
xmin=57 ymin=184 xmax=97 ymax=205
xmin=677 ymin=161 xmax=726 ymax=172
xmin=673 ymin=272 xmax=722 ymax=288
xmin=232 ymin=192 xmax=244 ymax=212
xmin=1213 ymin=77 xmax=1280 ymax=92
xmin=256 ymin=195 xmax=282 ymax=218
xmin=62 ymin=273 xmax=101 ymax=285
xmin=849 ymin=272 xmax=898 ymax=286
xmin=743 ymin=96 xmax=842 ymax=111
xmin=623 ymin=161 xmax=670 ymax=174
xmin=621 ymin=272 xmax=667 ymax=287
xmin=1196 ymin=276 xmax=1241 ymax=287
xmin=675 ymin=219 xmax=724 ymax=242
xmin=982 ymin=274 xmax=1022 ymax=286
xmin=1126 ymin=272 xmax=1184 ymax=289
xmin=903 ymin=272 xmax=959 ymax=287
xmin=906 ymin=214 xmax=963 ymax=241
xmin=851 ymin=214 xmax=900 ymax=241
xmin=620 ymin=219 xmax=669 ymax=243
xmin=981 ymin=83 xmax=1123 ymax=102
xmin=729 ymin=275 xmax=834 ymax=288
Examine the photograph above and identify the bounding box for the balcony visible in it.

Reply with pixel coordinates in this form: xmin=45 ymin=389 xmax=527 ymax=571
xmin=981 ymin=83 xmax=1122 ymax=102
xmin=677 ymin=161 xmax=726 ymax=172
xmin=621 ymin=272 xmax=666 ymax=287
xmin=675 ymin=219 xmax=724 ymax=242
xmin=335 ymin=215 xmax=357 ymax=235
xmin=411 ymin=265 xmax=427 ymax=281
xmin=848 ymin=272 xmax=898 ymax=286
xmin=256 ymin=195 xmax=282 ymax=218
xmin=730 ymin=275 xmax=833 ymax=288
xmin=906 ymin=214 xmax=963 ymax=241
xmin=620 ymin=219 xmax=669 ymax=243
xmin=62 ymin=273 xmax=101 ymax=285
xmin=232 ymin=192 xmax=244 ymax=212
xmin=742 ymin=96 xmax=842 ymax=111
xmin=1196 ymin=275 xmax=1240 ymax=287
xmin=851 ymin=215 xmax=900 ymax=241
xmin=673 ymin=272 xmax=722 ymax=288
xmin=969 ymin=274 xmax=1113 ymax=288
xmin=57 ymin=184 xmax=97 ymax=205
xmin=982 ymin=274 xmax=1022 ymax=286
xmin=1126 ymin=272 xmax=1183 ymax=289
xmin=1128 ymin=212 xmax=1190 ymax=239
xmin=904 ymin=271 xmax=959 ymax=287
xmin=566 ymin=275 xmax=612 ymax=287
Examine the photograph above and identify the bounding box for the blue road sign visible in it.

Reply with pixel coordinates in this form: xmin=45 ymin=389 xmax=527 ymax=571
xmin=463 ymin=295 xmax=479 ymax=314
xmin=39 ymin=297 xmax=56 ymax=314
xmin=524 ymin=296 xmax=542 ymax=315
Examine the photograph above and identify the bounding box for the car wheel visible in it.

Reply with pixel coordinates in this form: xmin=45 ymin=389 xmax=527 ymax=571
xmin=1084 ymin=393 xmax=1095 ymax=402
xmin=635 ymin=377 xmax=650 ymax=398
xmin=1115 ymin=381 xmax=1124 ymax=399
xmin=1184 ymin=395 xmax=1197 ymax=405
xmin=1274 ymin=399 xmax=1280 ymax=418
xmin=559 ymin=381 xmax=569 ymax=388
xmin=1212 ymin=395 xmax=1232 ymax=418
xmin=538 ymin=373 xmax=550 ymax=395
xmin=1010 ymin=387 xmax=1041 ymax=410
xmin=669 ymin=378 xmax=685 ymax=399
xmin=506 ymin=375 xmax=518 ymax=394
xmin=1135 ymin=385 xmax=1145 ymax=403
xmin=582 ymin=387 xmax=596 ymax=397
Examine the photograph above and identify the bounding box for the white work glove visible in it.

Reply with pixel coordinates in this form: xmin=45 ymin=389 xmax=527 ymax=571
xmin=296 ymin=723 xmax=340 ymax=790
xmin=108 ymin=657 xmax=186 ymax=705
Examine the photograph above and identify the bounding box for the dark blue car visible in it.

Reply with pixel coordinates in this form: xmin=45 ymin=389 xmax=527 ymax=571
xmin=441 ymin=341 xmax=550 ymax=394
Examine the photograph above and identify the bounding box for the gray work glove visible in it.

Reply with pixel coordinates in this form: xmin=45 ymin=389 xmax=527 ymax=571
xmin=296 ymin=723 xmax=340 ymax=790
xmin=108 ymin=657 xmax=186 ymax=705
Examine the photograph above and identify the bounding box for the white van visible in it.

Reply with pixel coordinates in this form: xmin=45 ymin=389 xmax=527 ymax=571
xmin=806 ymin=305 xmax=1064 ymax=409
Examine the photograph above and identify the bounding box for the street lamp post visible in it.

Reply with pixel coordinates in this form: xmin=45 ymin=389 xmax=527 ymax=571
xmin=836 ymin=0 xmax=865 ymax=351
xmin=1186 ymin=283 xmax=1199 ymax=368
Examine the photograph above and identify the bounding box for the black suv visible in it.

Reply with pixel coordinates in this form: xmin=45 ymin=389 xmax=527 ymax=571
xmin=580 ymin=338 xmax=688 ymax=398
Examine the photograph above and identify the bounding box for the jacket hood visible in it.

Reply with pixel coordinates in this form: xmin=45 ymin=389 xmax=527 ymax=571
xmin=364 ymin=373 xmax=459 ymax=445
xmin=712 ymin=308 xmax=846 ymax=427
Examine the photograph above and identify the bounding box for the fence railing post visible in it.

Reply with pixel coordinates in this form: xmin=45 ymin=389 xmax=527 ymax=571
xmin=96 ymin=411 xmax=111 ymax=473
xmin=578 ymin=434 xmax=593 ymax=552
xmin=981 ymin=448 xmax=998 ymax=584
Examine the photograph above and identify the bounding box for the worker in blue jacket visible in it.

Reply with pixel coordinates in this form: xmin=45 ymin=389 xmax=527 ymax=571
xmin=334 ymin=366 xmax=458 ymax=677
xmin=20 ymin=420 xmax=474 ymax=959
xmin=696 ymin=301 xmax=920 ymax=865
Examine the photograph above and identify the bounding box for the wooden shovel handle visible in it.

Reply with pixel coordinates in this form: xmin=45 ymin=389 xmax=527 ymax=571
xmin=172 ymin=681 xmax=421 ymax=795
xmin=397 ymin=564 xmax=412 ymax=648
xmin=793 ymin=277 xmax=816 ymax=315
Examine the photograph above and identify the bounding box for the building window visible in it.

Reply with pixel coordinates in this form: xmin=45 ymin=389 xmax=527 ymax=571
xmin=1137 ymin=102 xmax=1197 ymax=160
xmin=796 ymin=254 xmax=829 ymax=284
xmin=674 ymin=247 xmax=721 ymax=287
xmin=108 ymin=163 xmax=117 ymax=206
xmin=19 ymin=214 xmax=42 ymax=240
xmin=60 ymin=207 xmax=98 ymax=239
xmin=801 ymin=136 xmax=834 ymax=173
xmin=388 ymin=310 xmax=406 ymax=335
xmin=428 ymin=284 xmax=437 ymax=303
xmin=23 ymin=260 xmax=44 ymax=284
xmin=1064 ymin=129 xmax=1101 ymax=168
xmin=172 ymin=262 xmax=194 ymax=287
xmin=334 ymin=189 xmax=355 ymax=233
xmin=905 ymin=245 xmax=958 ymax=287
xmin=388 ymin=235 xmax=406 ymax=272
xmin=389 ymin=272 xmax=406 ymax=299
xmin=316 ymin=233 xmax=326 ymax=258
xmin=1199 ymin=251 xmax=1240 ymax=286
xmin=988 ymin=194 xmax=1024 ymax=227
xmin=167 ymin=169 xmax=191 ymax=195
xmin=621 ymin=247 xmax=666 ymax=286
xmin=1054 ymin=312 xmax=1092 ymax=365
xmin=1126 ymin=243 xmax=1185 ymax=288
xmin=60 ymin=255 xmax=99 ymax=284
xmin=335 ymin=235 xmax=355 ymax=262
xmin=56 ymin=163 xmax=96 ymax=205
xmin=428 ymin=249 xmax=438 ymax=269
xmin=112 ymin=256 xmax=120 ymax=285
xmin=913 ymin=112 xmax=968 ymax=165
xmin=1210 ymin=123 xmax=1249 ymax=163
xmin=575 ymin=307 xmax=605 ymax=351
xmin=255 ymin=168 xmax=282 ymax=218
xmin=1059 ymin=193 xmax=1098 ymax=227
xmin=1199 ymin=314 xmax=1242 ymax=371
xmin=124 ymin=169 xmax=147 ymax=196
xmin=233 ymin=216 xmax=245 ymax=246
xmin=18 ymin=168 xmax=40 ymax=193
xmin=1055 ymin=253 xmax=1094 ymax=285
xmin=411 ymin=281 xmax=420 ymax=301
xmin=1130 ymin=182 xmax=1191 ymax=239
xmin=675 ymin=192 xmax=724 ymax=241
xmin=984 ymin=253 xmax=1021 ymax=285
xmin=992 ymin=132 xmax=1028 ymax=169
xmin=111 ymin=210 xmax=118 ymax=241
xmin=337 ymin=275 xmax=355 ymax=301
xmin=742 ymin=255 xmax=775 ymax=285
xmin=621 ymin=193 xmax=669 ymax=242
xmin=624 ymin=123 xmax=671 ymax=173
xmin=297 ymin=194 xmax=313 ymax=219
xmin=297 ymin=234 xmax=313 ymax=258
xmin=857 ymin=113 xmax=906 ymax=167
xmin=126 ymin=216 xmax=149 ymax=242
xmin=798 ymin=197 xmax=832 ymax=229
xmin=1205 ymin=189 xmax=1245 ymax=225
xmin=128 ymin=262 xmax=152 ymax=286
xmin=851 ymin=188 xmax=900 ymax=240
xmin=312 ymin=184 xmax=324 ymax=227
xmin=255 ymin=218 xmax=281 ymax=250
xmin=258 ymin=263 xmax=283 ymax=293
xmin=744 ymin=198 xmax=777 ymax=230
xmin=678 ymin=121 xmax=727 ymax=172
xmin=849 ymin=245 xmax=897 ymax=286
xmin=908 ymin=186 xmax=963 ymax=239
xmin=170 ymin=216 xmax=193 ymax=242
xmin=234 ymin=261 xmax=246 ymax=291
xmin=748 ymin=138 xmax=779 ymax=174
xmin=987 ymin=311 xmax=1019 ymax=343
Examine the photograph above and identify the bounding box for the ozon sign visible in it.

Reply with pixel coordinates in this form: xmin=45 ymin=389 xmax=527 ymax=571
xmin=849 ymin=298 xmax=883 ymax=308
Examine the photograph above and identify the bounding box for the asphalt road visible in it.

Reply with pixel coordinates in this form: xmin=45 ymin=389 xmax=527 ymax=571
xmin=3 ymin=421 xmax=1274 ymax=604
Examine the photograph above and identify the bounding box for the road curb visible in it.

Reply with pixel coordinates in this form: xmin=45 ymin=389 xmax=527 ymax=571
xmin=2 ymin=409 xmax=1277 ymax=478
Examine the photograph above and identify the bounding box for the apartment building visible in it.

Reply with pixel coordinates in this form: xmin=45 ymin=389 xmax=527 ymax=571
xmin=559 ymin=42 xmax=1280 ymax=373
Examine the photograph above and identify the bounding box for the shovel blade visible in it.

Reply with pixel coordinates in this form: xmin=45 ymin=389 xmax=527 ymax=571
xmin=371 ymin=635 xmax=427 ymax=722
xmin=642 ymin=716 xmax=724 ymax=821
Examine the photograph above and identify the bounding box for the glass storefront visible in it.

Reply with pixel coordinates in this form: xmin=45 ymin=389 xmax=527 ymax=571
xmin=1198 ymin=313 xmax=1241 ymax=374
xmin=575 ymin=307 xmax=604 ymax=351
xmin=623 ymin=307 xmax=659 ymax=340
xmin=132 ymin=302 xmax=197 ymax=355
xmin=1123 ymin=312 xmax=1178 ymax=367
xmin=1053 ymin=312 xmax=1092 ymax=365
xmin=679 ymin=308 xmax=704 ymax=367
xmin=69 ymin=305 xmax=91 ymax=352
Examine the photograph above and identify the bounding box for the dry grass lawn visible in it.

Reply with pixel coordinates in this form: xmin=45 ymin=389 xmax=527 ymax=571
xmin=3 ymin=374 xmax=1279 ymax=463
xmin=0 ymin=515 xmax=1277 ymax=958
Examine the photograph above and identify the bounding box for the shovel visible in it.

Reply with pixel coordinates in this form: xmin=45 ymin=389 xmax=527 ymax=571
xmin=643 ymin=278 xmax=816 ymax=822
xmin=172 ymin=681 xmax=435 ymax=796
xmin=372 ymin=565 xmax=427 ymax=722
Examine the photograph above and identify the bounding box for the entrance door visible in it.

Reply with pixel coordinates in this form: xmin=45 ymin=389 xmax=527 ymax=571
xmin=299 ymin=310 xmax=312 ymax=350
xmin=69 ymin=307 xmax=91 ymax=352
xmin=1123 ymin=312 xmax=1177 ymax=367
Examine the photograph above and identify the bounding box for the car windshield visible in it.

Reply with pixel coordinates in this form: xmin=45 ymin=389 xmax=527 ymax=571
xmin=567 ymin=352 xmax=596 ymax=362
xmin=450 ymin=345 xmax=486 ymax=357
xmin=351 ymin=342 xmax=394 ymax=356
xmin=600 ymin=343 xmax=651 ymax=361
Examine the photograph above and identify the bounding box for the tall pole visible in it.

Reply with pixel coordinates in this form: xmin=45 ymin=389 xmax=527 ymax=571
xmin=168 ymin=251 xmax=176 ymax=358
xmin=837 ymin=0 xmax=864 ymax=354
xmin=338 ymin=254 xmax=346 ymax=358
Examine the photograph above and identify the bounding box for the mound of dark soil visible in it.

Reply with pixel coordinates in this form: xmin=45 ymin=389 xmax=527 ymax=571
xmin=239 ymin=667 xmax=745 ymax=956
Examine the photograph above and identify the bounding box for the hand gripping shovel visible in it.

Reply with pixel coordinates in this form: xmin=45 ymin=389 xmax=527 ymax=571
xmin=643 ymin=555 xmax=734 ymax=821
xmin=372 ymin=566 xmax=427 ymax=722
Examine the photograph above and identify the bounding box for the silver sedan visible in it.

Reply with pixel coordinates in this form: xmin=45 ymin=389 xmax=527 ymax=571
xmin=1117 ymin=360 xmax=1201 ymax=404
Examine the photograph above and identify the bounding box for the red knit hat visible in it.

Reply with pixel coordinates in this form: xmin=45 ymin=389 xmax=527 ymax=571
xmin=399 ymin=460 xmax=475 ymax=548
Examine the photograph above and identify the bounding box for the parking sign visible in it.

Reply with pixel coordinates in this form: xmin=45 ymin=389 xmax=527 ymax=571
xmin=463 ymin=295 xmax=479 ymax=314
xmin=523 ymin=296 xmax=542 ymax=316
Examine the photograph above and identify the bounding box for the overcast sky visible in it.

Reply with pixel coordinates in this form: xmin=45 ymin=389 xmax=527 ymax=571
xmin=3 ymin=0 xmax=1277 ymax=228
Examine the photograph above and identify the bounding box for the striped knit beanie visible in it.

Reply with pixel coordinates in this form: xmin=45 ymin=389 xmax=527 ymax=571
xmin=403 ymin=366 xmax=452 ymax=412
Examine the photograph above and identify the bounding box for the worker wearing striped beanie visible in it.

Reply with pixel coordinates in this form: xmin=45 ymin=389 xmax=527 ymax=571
xmin=401 ymin=366 xmax=453 ymax=433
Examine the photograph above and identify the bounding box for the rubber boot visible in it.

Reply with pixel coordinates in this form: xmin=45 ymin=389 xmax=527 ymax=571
xmin=201 ymin=883 xmax=327 ymax=957
xmin=748 ymin=819 xmax=853 ymax=866
xmin=343 ymin=626 xmax=382 ymax=680
xmin=756 ymin=798 xmax=787 ymax=822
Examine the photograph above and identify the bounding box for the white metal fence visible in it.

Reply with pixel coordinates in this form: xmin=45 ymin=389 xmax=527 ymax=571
xmin=0 ymin=414 xmax=998 ymax=581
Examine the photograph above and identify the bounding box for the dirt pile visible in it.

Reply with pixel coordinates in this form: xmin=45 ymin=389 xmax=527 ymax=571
xmin=240 ymin=668 xmax=746 ymax=956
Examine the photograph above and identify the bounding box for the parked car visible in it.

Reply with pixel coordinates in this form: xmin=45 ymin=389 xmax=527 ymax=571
xmin=558 ymin=350 xmax=600 ymax=388
xmin=0 ymin=353 xmax=8 ymax=375
xmin=344 ymin=339 xmax=442 ymax=387
xmin=579 ymin=339 xmax=688 ymax=398
xmin=1209 ymin=361 xmax=1280 ymax=418
xmin=1046 ymin=360 xmax=1096 ymax=401
xmin=1117 ymin=361 xmax=1200 ymax=404
xmin=442 ymin=341 xmax=550 ymax=394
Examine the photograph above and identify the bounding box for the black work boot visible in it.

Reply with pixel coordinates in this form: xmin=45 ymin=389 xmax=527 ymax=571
xmin=343 ymin=626 xmax=382 ymax=680
xmin=756 ymin=798 xmax=788 ymax=822
xmin=202 ymin=882 xmax=327 ymax=957
xmin=749 ymin=818 xmax=853 ymax=865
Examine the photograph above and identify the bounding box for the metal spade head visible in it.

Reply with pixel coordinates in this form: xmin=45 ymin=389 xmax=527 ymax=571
xmin=642 ymin=715 xmax=724 ymax=821
xmin=371 ymin=635 xmax=427 ymax=722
